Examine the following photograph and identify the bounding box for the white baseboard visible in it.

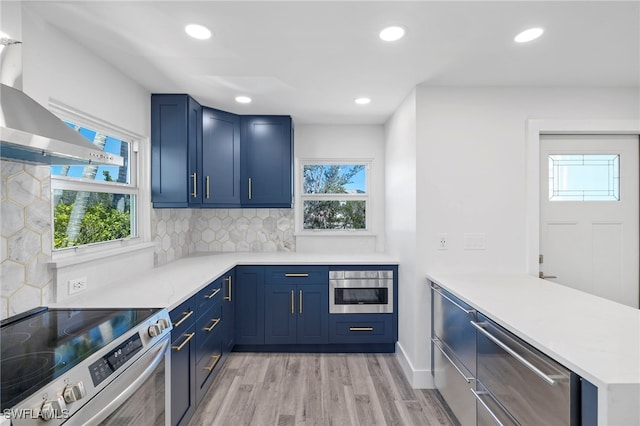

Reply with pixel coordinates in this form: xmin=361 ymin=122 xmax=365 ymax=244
xmin=395 ymin=341 xmax=434 ymax=389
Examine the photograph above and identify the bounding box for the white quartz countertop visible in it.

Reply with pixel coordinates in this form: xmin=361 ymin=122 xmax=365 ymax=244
xmin=53 ymin=252 xmax=398 ymax=311
xmin=426 ymin=273 xmax=640 ymax=425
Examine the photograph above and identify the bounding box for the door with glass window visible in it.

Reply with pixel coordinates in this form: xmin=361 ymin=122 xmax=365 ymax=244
xmin=539 ymin=135 xmax=639 ymax=308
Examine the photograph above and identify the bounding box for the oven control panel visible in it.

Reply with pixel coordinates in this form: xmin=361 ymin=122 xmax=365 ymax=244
xmin=89 ymin=333 xmax=143 ymax=386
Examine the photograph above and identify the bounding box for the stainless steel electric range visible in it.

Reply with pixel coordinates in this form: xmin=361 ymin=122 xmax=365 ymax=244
xmin=1 ymin=307 xmax=172 ymax=425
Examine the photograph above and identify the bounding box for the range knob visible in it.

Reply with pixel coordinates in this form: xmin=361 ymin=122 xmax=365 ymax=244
xmin=148 ymin=323 xmax=162 ymax=337
xmin=40 ymin=395 xmax=67 ymax=421
xmin=157 ymin=318 xmax=170 ymax=330
xmin=63 ymin=381 xmax=87 ymax=403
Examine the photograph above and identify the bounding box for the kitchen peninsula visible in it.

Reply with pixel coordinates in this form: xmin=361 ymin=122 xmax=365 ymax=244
xmin=427 ymin=273 xmax=640 ymax=426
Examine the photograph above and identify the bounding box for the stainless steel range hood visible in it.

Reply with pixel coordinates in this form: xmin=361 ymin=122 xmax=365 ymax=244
xmin=0 ymin=39 xmax=124 ymax=166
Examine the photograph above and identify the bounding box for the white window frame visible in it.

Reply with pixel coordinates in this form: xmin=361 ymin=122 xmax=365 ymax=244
xmin=49 ymin=102 xmax=150 ymax=259
xmin=295 ymin=159 xmax=372 ymax=235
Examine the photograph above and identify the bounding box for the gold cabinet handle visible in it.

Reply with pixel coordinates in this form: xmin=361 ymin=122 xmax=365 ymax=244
xmin=299 ymin=290 xmax=302 ymax=314
xmin=204 ymin=318 xmax=221 ymax=332
xmin=191 ymin=172 xmax=197 ymax=198
xmin=248 ymin=178 xmax=252 ymax=200
xmin=205 ymin=176 xmax=210 ymax=199
xmin=291 ymin=290 xmax=294 ymax=314
xmin=172 ymin=332 xmax=195 ymax=351
xmin=224 ymin=276 xmax=232 ymax=301
xmin=349 ymin=327 xmax=373 ymax=331
xmin=173 ymin=310 xmax=193 ymax=328
xmin=285 ymin=273 xmax=309 ymax=277
xmin=205 ymin=288 xmax=221 ymax=299
xmin=204 ymin=355 xmax=221 ymax=371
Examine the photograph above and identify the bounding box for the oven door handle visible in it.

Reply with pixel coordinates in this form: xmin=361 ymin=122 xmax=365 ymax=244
xmin=68 ymin=337 xmax=169 ymax=425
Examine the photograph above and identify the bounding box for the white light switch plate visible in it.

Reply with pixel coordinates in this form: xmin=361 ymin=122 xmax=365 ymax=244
xmin=464 ymin=233 xmax=486 ymax=250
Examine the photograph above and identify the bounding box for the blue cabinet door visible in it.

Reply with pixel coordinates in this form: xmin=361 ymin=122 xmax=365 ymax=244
xmin=151 ymin=94 xmax=202 ymax=208
xmin=240 ymin=115 xmax=293 ymax=207
xmin=297 ymin=284 xmax=329 ymax=344
xmin=264 ymin=284 xmax=297 ymax=344
xmin=235 ymin=266 xmax=265 ymax=345
xmin=170 ymin=297 xmax=197 ymax=426
xmin=201 ymin=108 xmax=241 ymax=207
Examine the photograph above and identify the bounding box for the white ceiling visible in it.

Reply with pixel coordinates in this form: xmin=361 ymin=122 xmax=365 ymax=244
xmin=23 ymin=1 xmax=640 ymax=124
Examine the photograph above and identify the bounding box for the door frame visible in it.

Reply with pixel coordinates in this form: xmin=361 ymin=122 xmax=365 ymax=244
xmin=525 ymin=119 xmax=640 ymax=276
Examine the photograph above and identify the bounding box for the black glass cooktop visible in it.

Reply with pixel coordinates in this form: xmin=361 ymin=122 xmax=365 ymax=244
xmin=0 ymin=307 xmax=158 ymax=411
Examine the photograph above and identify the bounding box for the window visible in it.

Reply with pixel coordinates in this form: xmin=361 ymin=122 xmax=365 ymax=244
xmin=300 ymin=163 xmax=368 ymax=230
xmin=51 ymin=121 xmax=138 ymax=250
xmin=548 ymin=154 xmax=620 ymax=201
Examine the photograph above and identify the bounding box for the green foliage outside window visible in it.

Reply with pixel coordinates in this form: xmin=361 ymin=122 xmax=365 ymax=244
xmin=303 ymin=165 xmax=367 ymax=230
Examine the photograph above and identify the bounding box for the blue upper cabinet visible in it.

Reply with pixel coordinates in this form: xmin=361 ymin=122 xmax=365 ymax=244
xmin=240 ymin=115 xmax=293 ymax=208
xmin=201 ymin=107 xmax=241 ymax=207
xmin=151 ymin=94 xmax=202 ymax=208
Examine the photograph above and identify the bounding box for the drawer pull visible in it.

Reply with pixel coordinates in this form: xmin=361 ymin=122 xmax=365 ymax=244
xmin=204 ymin=355 xmax=221 ymax=371
xmin=470 ymin=389 xmax=507 ymax=426
xmin=349 ymin=327 xmax=373 ymax=331
xmin=224 ymin=276 xmax=232 ymax=301
xmin=431 ymin=337 xmax=474 ymax=383
xmin=172 ymin=332 xmax=195 ymax=351
xmin=285 ymin=273 xmax=309 ymax=277
xmin=204 ymin=318 xmax=221 ymax=332
xmin=470 ymin=321 xmax=561 ymax=386
xmin=172 ymin=310 xmax=193 ymax=328
xmin=431 ymin=284 xmax=476 ymax=315
xmin=205 ymin=288 xmax=221 ymax=299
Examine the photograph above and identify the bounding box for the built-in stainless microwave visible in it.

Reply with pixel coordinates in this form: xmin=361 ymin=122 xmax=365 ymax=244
xmin=329 ymin=270 xmax=394 ymax=314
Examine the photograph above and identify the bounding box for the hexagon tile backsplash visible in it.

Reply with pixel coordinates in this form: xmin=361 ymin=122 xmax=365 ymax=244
xmin=152 ymin=208 xmax=295 ymax=266
xmin=0 ymin=160 xmax=53 ymax=319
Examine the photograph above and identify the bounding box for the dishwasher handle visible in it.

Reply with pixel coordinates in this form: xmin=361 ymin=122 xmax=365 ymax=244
xmin=430 ymin=284 xmax=476 ymax=315
xmin=470 ymin=320 xmax=561 ymax=386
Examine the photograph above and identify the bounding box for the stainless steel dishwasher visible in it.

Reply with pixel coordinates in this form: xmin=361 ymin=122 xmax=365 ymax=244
xmin=471 ymin=313 xmax=580 ymax=426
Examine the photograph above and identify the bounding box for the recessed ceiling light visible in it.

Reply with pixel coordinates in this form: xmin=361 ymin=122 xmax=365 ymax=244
xmin=185 ymin=24 xmax=212 ymax=40
xmin=514 ymin=27 xmax=544 ymax=43
xmin=355 ymin=97 xmax=371 ymax=105
xmin=379 ymin=26 xmax=406 ymax=42
xmin=235 ymin=96 xmax=252 ymax=104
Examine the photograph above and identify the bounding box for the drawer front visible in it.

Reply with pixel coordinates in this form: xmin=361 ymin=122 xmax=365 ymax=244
xmin=197 ymin=278 xmax=223 ymax=312
xmin=195 ymin=332 xmax=222 ymax=403
xmin=171 ymin=297 xmax=197 ymax=335
xmin=329 ymin=314 xmax=394 ymax=343
xmin=432 ymin=339 xmax=476 ymax=426
xmin=196 ymin=304 xmax=222 ymax=362
xmin=431 ymin=284 xmax=476 ymax=375
xmin=474 ymin=313 xmax=574 ymax=425
xmin=265 ymin=266 xmax=328 ymax=285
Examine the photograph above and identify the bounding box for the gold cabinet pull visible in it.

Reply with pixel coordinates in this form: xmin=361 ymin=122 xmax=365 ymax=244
xmin=224 ymin=276 xmax=232 ymax=301
xmin=205 ymin=288 xmax=221 ymax=299
xmin=204 ymin=355 xmax=221 ymax=371
xmin=291 ymin=290 xmax=294 ymax=314
xmin=299 ymin=290 xmax=302 ymax=314
xmin=191 ymin=172 xmax=197 ymax=198
xmin=205 ymin=176 xmax=210 ymax=199
xmin=173 ymin=310 xmax=193 ymax=328
xmin=285 ymin=273 xmax=309 ymax=277
xmin=349 ymin=327 xmax=373 ymax=331
xmin=248 ymin=178 xmax=252 ymax=200
xmin=172 ymin=332 xmax=195 ymax=351
xmin=204 ymin=318 xmax=221 ymax=332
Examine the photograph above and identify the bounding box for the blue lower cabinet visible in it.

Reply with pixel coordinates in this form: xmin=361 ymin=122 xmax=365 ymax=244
xmin=170 ymin=299 xmax=197 ymax=426
xmin=195 ymin=305 xmax=223 ymax=405
xmin=264 ymin=283 xmax=329 ymax=345
xmin=235 ymin=266 xmax=265 ymax=345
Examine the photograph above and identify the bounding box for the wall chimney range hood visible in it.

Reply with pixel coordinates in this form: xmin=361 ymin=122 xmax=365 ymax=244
xmin=0 ymin=39 xmax=124 ymax=166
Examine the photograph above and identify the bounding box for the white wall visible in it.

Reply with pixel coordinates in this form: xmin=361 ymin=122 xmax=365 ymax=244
xmin=294 ymin=124 xmax=386 ymax=253
xmin=387 ymin=86 xmax=640 ymax=387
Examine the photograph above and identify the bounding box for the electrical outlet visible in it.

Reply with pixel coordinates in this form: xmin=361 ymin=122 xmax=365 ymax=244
xmin=438 ymin=234 xmax=448 ymax=250
xmin=68 ymin=277 xmax=88 ymax=295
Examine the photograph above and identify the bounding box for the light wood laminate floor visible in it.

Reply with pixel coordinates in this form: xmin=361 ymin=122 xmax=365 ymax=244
xmin=189 ymin=352 xmax=455 ymax=426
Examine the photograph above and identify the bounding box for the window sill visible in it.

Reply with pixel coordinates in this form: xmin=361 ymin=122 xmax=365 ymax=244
xmin=49 ymin=240 xmax=156 ymax=270
xmin=294 ymin=230 xmax=376 ymax=238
